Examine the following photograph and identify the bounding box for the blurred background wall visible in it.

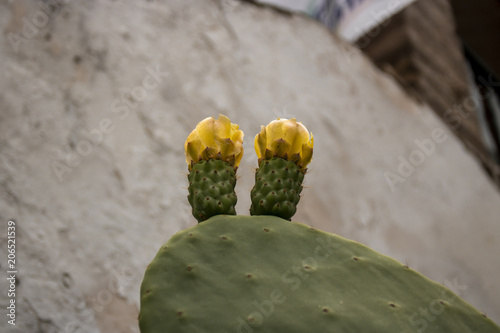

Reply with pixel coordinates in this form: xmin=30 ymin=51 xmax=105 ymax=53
xmin=0 ymin=0 xmax=499 ymax=332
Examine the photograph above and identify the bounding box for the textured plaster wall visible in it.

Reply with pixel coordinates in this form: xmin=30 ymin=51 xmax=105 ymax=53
xmin=0 ymin=0 xmax=499 ymax=332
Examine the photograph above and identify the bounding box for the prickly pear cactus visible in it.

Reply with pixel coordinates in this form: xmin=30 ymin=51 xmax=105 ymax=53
xmin=139 ymin=215 xmax=500 ymax=333
xmin=250 ymin=118 xmax=313 ymax=220
xmin=188 ymin=159 xmax=237 ymax=222
xmin=184 ymin=115 xmax=243 ymax=222
xmin=250 ymin=157 xmax=304 ymax=220
xmin=139 ymin=116 xmax=500 ymax=332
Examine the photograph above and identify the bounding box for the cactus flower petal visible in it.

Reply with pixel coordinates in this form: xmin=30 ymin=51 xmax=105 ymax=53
xmin=254 ymin=118 xmax=313 ymax=170
xmin=185 ymin=139 xmax=202 ymax=165
xmin=214 ymin=114 xmax=231 ymax=139
xmin=195 ymin=117 xmax=216 ymax=149
xmin=185 ymin=114 xmax=244 ymax=170
xmin=255 ymin=125 xmax=267 ymax=159
xmin=300 ymin=144 xmax=313 ymax=169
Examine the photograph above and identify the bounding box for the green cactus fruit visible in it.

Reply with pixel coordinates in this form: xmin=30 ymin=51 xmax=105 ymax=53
xmin=250 ymin=157 xmax=304 ymax=220
xmin=187 ymin=159 xmax=237 ymax=222
xmin=139 ymin=215 xmax=500 ymax=333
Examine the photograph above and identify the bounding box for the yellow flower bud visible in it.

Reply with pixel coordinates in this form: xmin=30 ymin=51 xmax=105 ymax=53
xmin=254 ymin=118 xmax=313 ymax=170
xmin=184 ymin=115 xmax=244 ymax=170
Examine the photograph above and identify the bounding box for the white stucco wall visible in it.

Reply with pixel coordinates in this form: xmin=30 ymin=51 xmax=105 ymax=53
xmin=0 ymin=1 xmax=499 ymax=331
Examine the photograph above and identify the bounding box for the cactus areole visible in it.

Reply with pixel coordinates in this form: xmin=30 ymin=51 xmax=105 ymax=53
xmin=139 ymin=116 xmax=500 ymax=332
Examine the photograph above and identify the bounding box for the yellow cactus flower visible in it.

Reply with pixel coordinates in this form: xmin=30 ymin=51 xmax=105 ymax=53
xmin=255 ymin=118 xmax=313 ymax=170
xmin=184 ymin=114 xmax=244 ymax=170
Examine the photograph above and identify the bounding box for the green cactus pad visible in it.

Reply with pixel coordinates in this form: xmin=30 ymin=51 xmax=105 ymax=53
xmin=139 ymin=215 xmax=499 ymax=333
xmin=188 ymin=159 xmax=237 ymax=222
xmin=250 ymin=157 xmax=304 ymax=220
